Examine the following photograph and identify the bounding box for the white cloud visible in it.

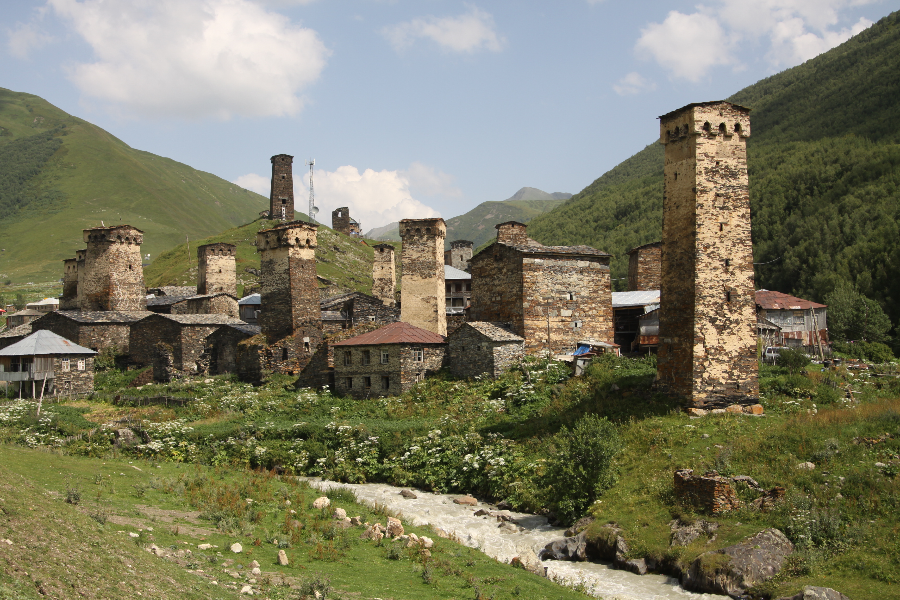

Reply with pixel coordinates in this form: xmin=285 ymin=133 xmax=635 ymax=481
xmin=48 ymin=0 xmax=329 ymax=119
xmin=233 ymin=173 xmax=271 ymax=196
xmin=636 ymin=0 xmax=876 ymax=80
xmin=6 ymin=8 xmax=53 ymax=59
xmin=382 ymin=6 xmax=505 ymax=53
xmin=404 ymin=162 xmax=462 ymax=198
xmin=613 ymin=71 xmax=657 ymax=96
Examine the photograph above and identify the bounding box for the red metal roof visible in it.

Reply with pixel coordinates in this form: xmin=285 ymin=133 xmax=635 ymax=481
xmin=331 ymin=321 xmax=446 ymax=346
xmin=755 ymin=290 xmax=826 ymax=310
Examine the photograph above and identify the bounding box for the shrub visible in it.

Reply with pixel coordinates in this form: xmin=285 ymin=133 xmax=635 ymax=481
xmin=777 ymin=348 xmax=811 ymax=374
xmin=542 ymin=414 xmax=621 ymax=524
xmin=833 ymin=340 xmax=895 ymax=363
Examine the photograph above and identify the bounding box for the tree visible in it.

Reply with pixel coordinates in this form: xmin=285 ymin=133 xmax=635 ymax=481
xmin=824 ymin=282 xmax=892 ymax=343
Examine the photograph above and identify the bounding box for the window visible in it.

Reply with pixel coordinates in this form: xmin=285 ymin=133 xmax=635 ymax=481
xmin=343 ymin=351 xmax=352 ymax=366
xmin=574 ymin=320 xmax=583 ymax=329
xmin=566 ymin=292 xmax=575 ymax=301
xmin=381 ymin=350 xmax=390 ymax=364
xmin=382 ymin=375 xmax=390 ymax=390
xmin=364 ymin=376 xmax=372 ymax=389
xmin=412 ymin=348 xmax=424 ymax=362
xmin=346 ymin=377 xmax=353 ymax=389
xmin=724 ymin=259 xmax=730 ymax=267
xmin=466 ymin=282 xmax=471 ymax=292
xmin=61 ymin=358 xmax=70 ymax=372
xmin=303 ymin=341 xmax=310 ymax=353
xmin=362 ymin=350 xmax=371 ymax=365
xmin=725 ymin=291 xmax=732 ymax=303
xmin=281 ymin=348 xmax=289 ymax=361
xmin=77 ymin=359 xmax=85 ymax=371
xmin=446 ymin=284 xmax=452 ymax=293
xmin=455 ymin=283 xmax=462 ymax=292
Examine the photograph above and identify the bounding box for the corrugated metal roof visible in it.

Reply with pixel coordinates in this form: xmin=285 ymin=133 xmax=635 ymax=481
xmin=611 ymin=290 xmax=660 ymax=308
xmin=756 ymin=290 xmax=826 ymax=310
xmin=444 ymin=265 xmax=471 ymax=280
xmin=239 ymin=293 xmax=261 ymax=306
xmin=0 ymin=330 xmax=96 ymax=356
xmin=331 ymin=321 xmax=445 ymax=346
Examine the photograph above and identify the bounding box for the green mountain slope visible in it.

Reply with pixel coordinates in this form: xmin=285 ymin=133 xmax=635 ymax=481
xmin=0 ymin=88 xmax=267 ymax=284
xmin=527 ymin=11 xmax=900 ymax=332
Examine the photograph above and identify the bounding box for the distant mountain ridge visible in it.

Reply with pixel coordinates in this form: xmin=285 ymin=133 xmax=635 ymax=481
xmin=365 ymin=187 xmax=569 ymax=247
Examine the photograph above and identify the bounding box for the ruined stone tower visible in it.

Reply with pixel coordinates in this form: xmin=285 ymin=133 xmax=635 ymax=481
xmin=81 ymin=225 xmax=146 ymax=311
xmin=656 ymin=101 xmax=758 ymax=408
xmin=331 ymin=207 xmax=361 ymax=237
xmin=197 ymin=243 xmax=237 ymax=296
xmin=444 ymin=240 xmax=474 ymax=271
xmin=60 ymin=258 xmax=79 ymax=310
xmin=270 ymin=154 xmax=295 ymax=221
xmin=372 ymin=243 xmax=397 ymax=306
xmin=400 ymin=218 xmax=447 ymax=336
xmin=257 ymin=221 xmax=322 ymax=343
xmin=627 ymin=242 xmax=662 ymax=291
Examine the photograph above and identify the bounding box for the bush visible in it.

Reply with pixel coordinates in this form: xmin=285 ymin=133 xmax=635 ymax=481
xmin=777 ymin=348 xmax=811 ymax=374
xmin=833 ymin=340 xmax=895 ymax=363
xmin=542 ymin=414 xmax=621 ymax=525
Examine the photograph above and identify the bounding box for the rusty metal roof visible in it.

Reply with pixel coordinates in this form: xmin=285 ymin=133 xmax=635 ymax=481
xmin=756 ymin=290 xmax=826 ymax=310
xmin=331 ymin=321 xmax=445 ymax=346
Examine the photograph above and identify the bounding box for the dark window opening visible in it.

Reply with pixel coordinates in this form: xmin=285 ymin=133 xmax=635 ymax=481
xmin=382 ymin=375 xmax=390 ymax=390
xmin=726 ymin=291 xmax=732 ymax=302
xmin=719 ymin=223 xmax=724 ymax=232
xmin=724 ymin=259 xmax=730 ymax=267
xmin=718 ymin=123 xmax=726 ymax=134
xmin=364 ymin=376 xmax=372 ymax=389
xmin=362 ymin=350 xmax=371 ymax=365
xmin=343 ymin=351 xmax=351 ymax=366
xmin=303 ymin=341 xmax=310 ymax=352
xmin=281 ymin=348 xmax=288 ymax=361
xmin=346 ymin=377 xmax=353 ymax=389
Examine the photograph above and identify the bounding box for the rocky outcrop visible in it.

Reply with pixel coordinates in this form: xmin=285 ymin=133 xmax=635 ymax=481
xmin=682 ymin=528 xmax=794 ymax=596
xmin=669 ymin=519 xmax=719 ymax=546
xmin=776 ymin=586 xmax=852 ymax=600
xmin=539 ymin=523 xmax=650 ymax=574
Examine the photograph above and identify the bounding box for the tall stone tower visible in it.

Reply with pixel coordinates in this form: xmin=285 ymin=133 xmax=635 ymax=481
xmin=444 ymin=240 xmax=474 ymax=271
xmin=372 ymin=243 xmax=396 ymax=306
xmin=60 ymin=258 xmax=79 ymax=310
xmin=257 ymin=221 xmax=322 ymax=342
xmin=627 ymin=242 xmax=662 ymax=291
xmin=81 ymin=225 xmax=146 ymax=311
xmin=197 ymin=243 xmax=237 ymax=296
xmin=270 ymin=154 xmax=295 ymax=221
xmin=656 ymin=101 xmax=758 ymax=408
xmin=400 ymin=218 xmax=447 ymax=336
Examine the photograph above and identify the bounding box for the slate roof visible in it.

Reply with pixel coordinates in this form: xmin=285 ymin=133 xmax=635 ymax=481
xmin=6 ymin=309 xmax=43 ymax=318
xmin=331 ymin=321 xmax=445 ymax=346
xmin=611 ymin=290 xmax=661 ymax=308
xmin=756 ymin=290 xmax=826 ymax=310
xmin=444 ymin=265 xmax=471 ymax=280
xmin=459 ymin=322 xmax=523 ymax=342
xmin=149 ymin=286 xmax=197 ymax=297
xmin=0 ymin=330 xmax=96 ymax=356
xmin=320 ymin=291 xmax=383 ymax=309
xmin=147 ymin=295 xmax=189 ymax=308
xmin=626 ymin=241 xmax=662 ymax=254
xmin=0 ymin=323 xmax=33 ymax=339
xmin=322 ymin=311 xmax=347 ymax=321
xmin=142 ymin=314 xmax=247 ymax=326
xmin=504 ymin=242 xmax=610 ymax=257
xmin=51 ymin=310 xmax=154 ymax=323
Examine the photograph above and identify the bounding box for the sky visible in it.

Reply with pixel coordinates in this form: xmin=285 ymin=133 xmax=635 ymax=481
xmin=4 ymin=0 xmax=894 ymax=233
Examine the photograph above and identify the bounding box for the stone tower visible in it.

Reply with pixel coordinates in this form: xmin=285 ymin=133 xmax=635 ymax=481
xmin=197 ymin=243 xmax=237 ymax=296
xmin=372 ymin=243 xmax=396 ymax=306
xmin=656 ymin=101 xmax=758 ymax=408
xmin=60 ymin=258 xmax=79 ymax=310
xmin=81 ymin=225 xmax=146 ymax=311
xmin=444 ymin=240 xmax=474 ymax=271
xmin=270 ymin=154 xmax=295 ymax=221
xmin=400 ymin=218 xmax=447 ymax=336
xmin=495 ymin=221 xmax=530 ymax=246
xmin=332 ymin=207 xmax=360 ymax=236
xmin=75 ymin=249 xmax=86 ymax=309
xmin=257 ymin=220 xmax=322 ymax=342
xmin=627 ymin=241 xmax=662 ymax=291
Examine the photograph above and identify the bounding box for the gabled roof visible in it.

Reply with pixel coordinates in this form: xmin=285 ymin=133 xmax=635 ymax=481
xmin=612 ymin=290 xmax=660 ymax=308
xmin=239 ymin=293 xmax=261 ymax=306
xmin=454 ymin=322 xmax=523 ymax=342
xmin=444 ymin=265 xmax=471 ymax=280
xmin=626 ymin=241 xmax=662 ymax=254
xmin=503 ymin=242 xmax=610 ymax=257
xmin=6 ymin=309 xmax=43 ymax=318
xmin=331 ymin=321 xmax=445 ymax=346
xmin=320 ymin=291 xmax=385 ymax=309
xmin=0 ymin=330 xmax=96 ymax=356
xmin=139 ymin=313 xmax=246 ymax=326
xmin=756 ymin=290 xmax=826 ymax=310
xmin=50 ymin=310 xmax=154 ymax=323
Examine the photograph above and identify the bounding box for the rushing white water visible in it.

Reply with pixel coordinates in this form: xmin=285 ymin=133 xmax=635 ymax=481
xmin=304 ymin=478 xmax=727 ymax=600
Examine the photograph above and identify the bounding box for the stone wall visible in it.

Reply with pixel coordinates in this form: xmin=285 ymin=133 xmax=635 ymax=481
xmin=53 ymin=355 xmax=94 ymax=396
xmin=75 ymin=250 xmax=86 ymax=309
xmin=400 ymin=218 xmax=447 ymax=335
xmin=332 ymin=207 xmax=359 ymax=236
xmin=496 ymin=222 xmax=529 ymax=246
xmin=270 ymin=154 xmax=295 ymax=220
xmin=444 ymin=240 xmax=473 ymax=271
xmin=371 ymin=244 xmax=396 ymax=306
xmin=60 ymin=258 xmax=79 ymax=310
xmin=197 ymin=243 xmax=237 ymax=296
xmin=32 ymin=313 xmax=137 ymax=355
xmin=172 ymin=294 xmax=239 ymax=318
xmin=627 ymin=242 xmax=662 ymax=291
xmin=81 ymin=225 xmax=146 ymax=311
xmin=468 ymin=243 xmax=524 ymax=333
xmin=205 ymin=327 xmax=254 ymax=375
xmin=674 ymin=469 xmax=741 ymax=513
xmin=333 ymin=342 xmax=445 ymax=398
xmin=656 ymin=102 xmax=759 ymax=408
xmin=446 ymin=325 xmax=523 ymax=379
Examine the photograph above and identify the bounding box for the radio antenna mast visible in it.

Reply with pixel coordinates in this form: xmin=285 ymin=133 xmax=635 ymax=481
xmin=307 ymin=159 xmax=318 ymax=223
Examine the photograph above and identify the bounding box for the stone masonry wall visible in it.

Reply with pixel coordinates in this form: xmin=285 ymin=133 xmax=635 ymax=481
xmin=81 ymin=225 xmax=146 ymax=311
xmin=674 ymin=469 xmax=741 ymax=513
xmin=270 ymin=154 xmax=295 ymax=220
xmin=445 ymin=240 xmax=473 ymax=271
xmin=372 ymin=244 xmax=396 ymax=306
xmin=197 ymin=243 xmax=237 ymax=296
xmin=468 ymin=244 xmax=524 ymax=334
xmin=53 ymin=355 xmax=94 ymax=396
xmin=332 ymin=207 xmax=353 ymax=236
xmin=333 ymin=342 xmax=445 ymax=398
xmin=656 ymin=102 xmax=759 ymax=408
xmin=400 ymin=218 xmax=447 ymax=335
xmin=75 ymin=250 xmax=86 ymax=309
xmin=447 ymin=327 xmax=523 ymax=379
xmin=60 ymin=258 xmax=79 ymax=310
xmin=496 ymin=222 xmax=529 ymax=246
xmin=130 ymin=317 xmax=181 ymax=368
xmin=172 ymin=294 xmax=239 ymax=318
xmin=627 ymin=243 xmax=662 ymax=291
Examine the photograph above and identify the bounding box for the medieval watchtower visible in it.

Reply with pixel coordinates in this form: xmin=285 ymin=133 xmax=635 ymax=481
xmin=270 ymin=154 xmax=295 ymax=221
xmin=60 ymin=258 xmax=79 ymax=310
xmin=81 ymin=225 xmax=146 ymax=311
xmin=656 ymin=101 xmax=758 ymax=408
xmin=627 ymin=241 xmax=662 ymax=291
xmin=372 ymin=243 xmax=397 ymax=306
xmin=332 ymin=207 xmax=361 ymax=237
xmin=257 ymin=220 xmax=322 ymax=343
xmin=197 ymin=243 xmax=237 ymax=296
xmin=400 ymin=218 xmax=447 ymax=336
xmin=444 ymin=240 xmax=474 ymax=271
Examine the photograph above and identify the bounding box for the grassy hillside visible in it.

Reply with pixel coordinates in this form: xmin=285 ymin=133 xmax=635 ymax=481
xmin=0 ymin=88 xmax=267 ymax=284
xmin=527 ymin=11 xmax=900 ymax=334
xmin=144 ymin=217 xmax=402 ymax=297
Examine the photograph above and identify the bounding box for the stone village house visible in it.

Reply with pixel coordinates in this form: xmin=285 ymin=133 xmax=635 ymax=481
xmin=445 ymin=322 xmax=524 ymax=380
xmin=0 ymin=330 xmax=96 ymax=398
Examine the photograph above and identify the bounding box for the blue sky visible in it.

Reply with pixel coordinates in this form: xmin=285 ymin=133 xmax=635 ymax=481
xmin=4 ymin=0 xmax=894 ymax=232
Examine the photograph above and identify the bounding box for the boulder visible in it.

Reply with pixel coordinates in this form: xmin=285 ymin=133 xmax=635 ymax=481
xmin=420 ymin=536 xmax=434 ymax=549
xmin=230 ymin=542 xmax=243 ymax=553
xmin=114 ymin=428 xmax=139 ymax=448
xmin=312 ymin=496 xmax=331 ymax=509
xmin=277 ymin=550 xmax=289 ymax=566
xmin=540 ymin=531 xmax=588 ymax=561
xmin=776 ymin=586 xmax=852 ymax=600
xmin=683 ymin=528 xmax=794 ymax=596
xmin=350 ymin=516 xmax=363 ymax=526
xmin=796 ymin=462 xmax=816 ymax=470
xmin=400 ymin=489 xmax=417 ymax=499
xmin=333 ymin=507 xmax=347 ymax=520
xmin=669 ymin=519 xmax=719 ymax=547
xmin=621 ymin=558 xmax=648 ymax=575
xmin=386 ymin=517 xmax=404 ymax=537
xmin=511 ymin=547 xmax=545 ymax=576
xmin=565 ymin=516 xmax=595 ymax=537
xmin=198 ymin=543 xmax=214 ymax=550
xmin=453 ymin=495 xmax=477 ymax=506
